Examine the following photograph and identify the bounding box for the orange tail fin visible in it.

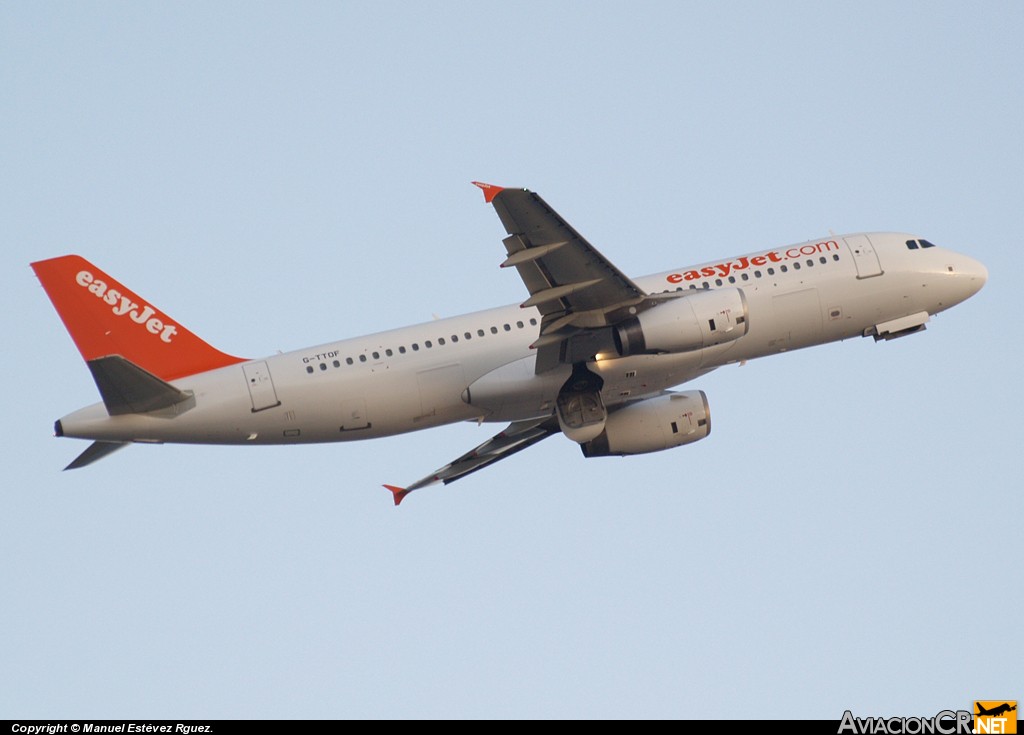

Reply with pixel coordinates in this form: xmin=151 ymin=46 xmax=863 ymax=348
xmin=31 ymin=255 xmax=245 ymax=381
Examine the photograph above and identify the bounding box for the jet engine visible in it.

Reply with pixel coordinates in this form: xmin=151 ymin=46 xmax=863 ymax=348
xmin=580 ymin=391 xmax=710 ymax=457
xmin=613 ymin=289 xmax=748 ymax=356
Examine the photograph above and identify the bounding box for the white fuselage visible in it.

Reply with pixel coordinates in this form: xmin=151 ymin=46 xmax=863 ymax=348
xmin=57 ymin=232 xmax=987 ymax=446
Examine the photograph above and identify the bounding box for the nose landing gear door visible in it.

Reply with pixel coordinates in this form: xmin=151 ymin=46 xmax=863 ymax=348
xmin=242 ymin=361 xmax=282 ymax=412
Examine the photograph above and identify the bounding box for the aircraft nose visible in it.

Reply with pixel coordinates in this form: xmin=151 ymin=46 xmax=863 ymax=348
xmin=959 ymin=254 xmax=988 ymax=297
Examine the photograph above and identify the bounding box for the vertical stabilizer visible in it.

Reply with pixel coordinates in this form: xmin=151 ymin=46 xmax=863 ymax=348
xmin=31 ymin=255 xmax=245 ymax=381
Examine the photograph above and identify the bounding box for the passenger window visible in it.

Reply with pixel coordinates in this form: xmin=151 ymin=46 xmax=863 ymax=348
xmin=689 ymin=284 xmax=697 ymax=289
xmin=372 ymin=351 xmax=380 ymax=359
xmin=425 ymin=340 xmax=433 ymax=348
xmin=346 ymin=357 xmax=354 ymax=365
xmin=833 ymin=254 xmax=840 ymax=261
xmin=741 ymin=273 xmax=749 ymax=281
xmin=781 ymin=265 xmax=789 ymax=272
xmin=529 ymin=318 xmax=537 ymax=326
xmin=715 ymin=278 xmax=723 ymax=286
xmin=359 ymin=355 xmax=367 ymax=362
xmin=332 ymin=360 xmax=340 ymax=368
xmin=320 ymin=363 xmax=327 ymax=371
xmin=806 ymin=259 xmax=813 ymax=267
xmin=767 ymin=267 xmax=775 ymax=275
xmin=398 ymin=346 xmax=406 ymax=354
xmin=516 ymin=321 xmax=524 ymax=328
xmin=464 ymin=332 xmax=471 ymax=340
xmin=793 ymin=262 xmax=801 ymax=270
xmin=438 ymin=338 xmax=446 ymax=346
xmin=478 ymin=329 xmax=485 ymax=337
xmin=385 ymin=349 xmax=393 ymax=357
xmin=702 ymin=282 xmax=710 ymax=289
xmin=306 ymin=366 xmax=314 ymax=374
xmin=490 ymin=326 xmax=498 ymax=334
xmin=412 ymin=343 xmax=419 ymax=351
xmin=755 ymin=271 xmax=762 ymax=278
xmin=728 ymin=276 xmax=736 ymax=284
xmin=503 ymin=324 xmax=511 ymax=331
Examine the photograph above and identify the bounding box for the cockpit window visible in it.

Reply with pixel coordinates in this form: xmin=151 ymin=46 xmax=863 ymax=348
xmin=906 ymin=239 xmax=919 ymax=250
xmin=919 ymin=239 xmax=936 ymax=248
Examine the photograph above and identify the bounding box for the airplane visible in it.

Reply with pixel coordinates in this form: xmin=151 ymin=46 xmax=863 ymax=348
xmin=976 ymin=703 xmax=1016 ymax=718
xmin=31 ymin=182 xmax=988 ymax=504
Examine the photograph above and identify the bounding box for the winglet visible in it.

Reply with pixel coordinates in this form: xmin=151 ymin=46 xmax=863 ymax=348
xmin=383 ymin=484 xmax=411 ymax=506
xmin=471 ymin=181 xmax=504 ymax=204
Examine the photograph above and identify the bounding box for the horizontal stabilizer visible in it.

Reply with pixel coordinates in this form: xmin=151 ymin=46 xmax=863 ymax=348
xmin=65 ymin=440 xmax=128 ymax=470
xmin=87 ymin=355 xmax=192 ymax=415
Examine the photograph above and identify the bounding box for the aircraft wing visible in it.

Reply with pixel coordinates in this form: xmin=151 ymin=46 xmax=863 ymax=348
xmin=384 ymin=417 xmax=560 ymax=505
xmin=474 ymin=183 xmax=648 ymax=372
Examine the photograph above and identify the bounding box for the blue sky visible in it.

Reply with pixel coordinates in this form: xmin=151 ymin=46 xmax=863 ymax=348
xmin=2 ymin=1 xmax=1020 ymax=719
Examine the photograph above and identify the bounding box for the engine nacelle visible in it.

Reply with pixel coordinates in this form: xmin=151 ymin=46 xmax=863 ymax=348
xmin=614 ymin=289 xmax=748 ymax=356
xmin=580 ymin=391 xmax=711 ymax=457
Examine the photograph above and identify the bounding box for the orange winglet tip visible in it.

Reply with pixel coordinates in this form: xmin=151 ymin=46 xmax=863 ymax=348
xmin=471 ymin=181 xmax=504 ymax=203
xmin=383 ymin=484 xmax=411 ymax=506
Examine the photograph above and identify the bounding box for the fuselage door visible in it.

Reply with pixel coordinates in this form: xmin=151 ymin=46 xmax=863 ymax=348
xmin=242 ymin=361 xmax=281 ymax=412
xmin=340 ymin=398 xmax=370 ymax=431
xmin=844 ymin=235 xmax=883 ymax=279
